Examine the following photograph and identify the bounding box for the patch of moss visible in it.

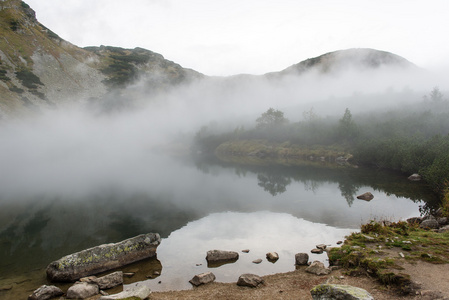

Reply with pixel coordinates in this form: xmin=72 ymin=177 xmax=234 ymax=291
xmin=15 ymin=69 xmax=43 ymax=89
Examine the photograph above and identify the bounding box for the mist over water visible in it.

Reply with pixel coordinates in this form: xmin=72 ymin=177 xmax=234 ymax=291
xmin=0 ymin=64 xmax=443 ymax=200
xmin=0 ymin=62 xmax=445 ymax=298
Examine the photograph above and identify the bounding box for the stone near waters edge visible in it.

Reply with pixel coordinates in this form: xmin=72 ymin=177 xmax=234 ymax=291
xmin=80 ymin=271 xmax=123 ymax=289
xmin=99 ymin=281 xmax=151 ymax=300
xmin=237 ymin=274 xmax=264 ymax=288
xmin=311 ymin=283 xmax=374 ymax=300
xmin=28 ymin=285 xmax=63 ymax=300
xmin=46 ymin=233 xmax=161 ymax=282
xmin=305 ymin=261 xmax=331 ymax=276
xmin=189 ymin=272 xmax=216 ymax=286
xmin=66 ymin=282 xmax=99 ymax=299
xmin=295 ymin=253 xmax=309 ymax=265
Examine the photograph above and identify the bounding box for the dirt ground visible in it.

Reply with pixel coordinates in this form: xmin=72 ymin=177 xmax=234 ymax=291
xmin=149 ymin=262 xmax=449 ymax=300
xmin=149 ymin=246 xmax=449 ymax=300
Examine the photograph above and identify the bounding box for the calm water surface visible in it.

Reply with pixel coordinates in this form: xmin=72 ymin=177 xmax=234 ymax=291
xmin=0 ymin=153 xmax=438 ymax=298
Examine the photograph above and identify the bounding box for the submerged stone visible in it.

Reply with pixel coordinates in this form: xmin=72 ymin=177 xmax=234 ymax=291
xmin=46 ymin=233 xmax=161 ymax=282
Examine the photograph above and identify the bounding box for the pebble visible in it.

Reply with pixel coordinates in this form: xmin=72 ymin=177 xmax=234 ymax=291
xmin=242 ymin=249 xmax=250 ymax=253
xmin=252 ymin=259 xmax=263 ymax=264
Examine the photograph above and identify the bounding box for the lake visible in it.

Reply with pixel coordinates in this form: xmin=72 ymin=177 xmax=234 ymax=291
xmin=0 ymin=153 xmax=438 ymax=298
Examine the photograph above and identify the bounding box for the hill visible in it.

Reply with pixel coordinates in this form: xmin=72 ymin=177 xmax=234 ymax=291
xmin=0 ymin=0 xmax=202 ymax=116
xmin=267 ymin=48 xmax=415 ymax=77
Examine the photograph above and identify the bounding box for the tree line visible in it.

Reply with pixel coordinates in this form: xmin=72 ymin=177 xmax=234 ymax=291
xmin=194 ymin=87 xmax=449 ymax=194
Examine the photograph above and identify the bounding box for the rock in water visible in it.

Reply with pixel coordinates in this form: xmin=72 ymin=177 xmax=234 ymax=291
xmin=66 ymin=282 xmax=99 ymax=299
xmin=80 ymin=271 xmax=123 ymax=289
xmin=356 ymin=192 xmax=374 ymax=201
xmin=237 ymin=274 xmax=264 ymax=288
xmin=310 ymin=284 xmax=374 ymax=300
xmin=46 ymin=233 xmax=161 ymax=281
xmin=266 ymin=252 xmax=279 ymax=262
xmin=189 ymin=272 xmax=216 ymax=286
xmin=305 ymin=261 xmax=331 ymax=275
xmin=206 ymin=250 xmax=239 ymax=265
xmin=28 ymin=285 xmax=63 ymax=300
xmin=295 ymin=253 xmax=309 ymax=265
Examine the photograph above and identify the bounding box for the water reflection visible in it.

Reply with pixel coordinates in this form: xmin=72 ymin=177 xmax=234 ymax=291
xmin=0 ymin=154 xmax=439 ymax=298
xmin=146 ymin=211 xmax=355 ymax=292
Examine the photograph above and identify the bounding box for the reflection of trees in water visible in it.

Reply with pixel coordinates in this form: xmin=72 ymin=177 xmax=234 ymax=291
xmin=257 ymin=173 xmax=292 ymax=196
xmin=303 ymin=180 xmax=323 ymax=193
xmin=338 ymin=181 xmax=360 ymax=207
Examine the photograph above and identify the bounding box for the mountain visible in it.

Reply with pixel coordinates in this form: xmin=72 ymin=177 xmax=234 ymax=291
xmin=0 ymin=0 xmax=202 ymax=116
xmin=0 ymin=1 xmax=417 ymax=116
xmin=267 ymin=48 xmax=415 ymax=77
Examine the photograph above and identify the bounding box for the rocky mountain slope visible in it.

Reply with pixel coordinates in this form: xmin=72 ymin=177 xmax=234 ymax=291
xmin=0 ymin=0 xmax=202 ymax=116
xmin=0 ymin=1 xmax=416 ymax=117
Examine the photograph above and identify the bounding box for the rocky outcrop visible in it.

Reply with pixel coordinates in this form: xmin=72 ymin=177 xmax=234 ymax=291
xmin=305 ymin=261 xmax=331 ymax=275
xmin=237 ymin=274 xmax=264 ymax=288
xmin=189 ymin=272 xmax=216 ymax=286
xmin=66 ymin=282 xmax=99 ymax=299
xmin=356 ymin=192 xmax=374 ymax=201
xmin=295 ymin=253 xmax=309 ymax=265
xmin=46 ymin=233 xmax=161 ymax=282
xmin=310 ymin=284 xmax=374 ymax=300
xmin=28 ymin=285 xmax=63 ymax=300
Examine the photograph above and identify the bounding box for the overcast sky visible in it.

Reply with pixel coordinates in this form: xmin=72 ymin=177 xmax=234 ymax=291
xmin=26 ymin=0 xmax=449 ymax=76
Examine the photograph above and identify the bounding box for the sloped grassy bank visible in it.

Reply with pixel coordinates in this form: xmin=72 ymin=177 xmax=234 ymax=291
xmin=215 ymin=139 xmax=351 ymax=165
xmin=328 ymin=212 xmax=449 ymax=295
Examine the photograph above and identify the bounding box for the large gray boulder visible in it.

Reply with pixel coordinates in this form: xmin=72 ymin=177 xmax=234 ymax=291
xmin=99 ymin=281 xmax=151 ymax=300
xmin=66 ymin=282 xmax=99 ymax=299
xmin=46 ymin=233 xmax=161 ymax=282
xmin=311 ymin=284 xmax=374 ymax=300
xmin=28 ymin=285 xmax=63 ymax=300
xmin=189 ymin=272 xmax=216 ymax=286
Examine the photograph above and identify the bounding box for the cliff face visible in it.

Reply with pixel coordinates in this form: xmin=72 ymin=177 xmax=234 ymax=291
xmin=0 ymin=0 xmax=202 ymax=117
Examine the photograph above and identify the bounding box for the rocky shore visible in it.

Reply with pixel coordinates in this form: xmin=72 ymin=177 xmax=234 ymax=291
xmin=4 ymin=205 xmax=449 ymax=300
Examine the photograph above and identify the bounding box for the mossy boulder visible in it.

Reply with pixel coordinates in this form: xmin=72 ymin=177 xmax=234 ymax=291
xmin=46 ymin=233 xmax=160 ymax=282
xmin=310 ymin=284 xmax=374 ymax=300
